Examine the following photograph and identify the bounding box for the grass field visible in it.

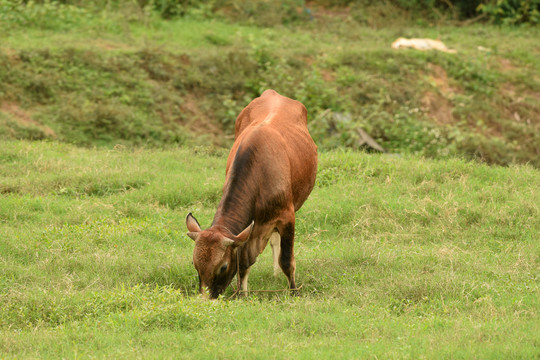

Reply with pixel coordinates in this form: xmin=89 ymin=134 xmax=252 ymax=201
xmin=1 ymin=140 xmax=538 ymax=358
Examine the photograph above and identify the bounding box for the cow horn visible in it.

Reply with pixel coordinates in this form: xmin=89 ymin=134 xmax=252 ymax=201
xmin=235 ymin=220 xmax=254 ymax=246
xmin=221 ymin=237 xmax=235 ymax=248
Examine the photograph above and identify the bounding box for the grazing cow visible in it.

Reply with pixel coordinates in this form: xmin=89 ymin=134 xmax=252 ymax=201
xmin=186 ymin=89 xmax=318 ymax=299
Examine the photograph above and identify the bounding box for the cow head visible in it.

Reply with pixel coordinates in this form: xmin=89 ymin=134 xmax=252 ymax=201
xmin=185 ymin=213 xmax=253 ymax=299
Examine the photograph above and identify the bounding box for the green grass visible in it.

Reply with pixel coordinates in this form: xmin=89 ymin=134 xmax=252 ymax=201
xmin=1 ymin=3 xmax=539 ymax=166
xmin=0 ymin=3 xmax=539 ymax=356
xmin=1 ymin=140 xmax=539 ymax=358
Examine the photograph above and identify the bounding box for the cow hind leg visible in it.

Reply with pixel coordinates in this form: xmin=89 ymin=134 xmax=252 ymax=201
xmin=239 ymin=267 xmax=251 ymax=296
xmin=277 ymin=221 xmax=297 ymax=291
xmin=269 ymin=232 xmax=281 ymax=277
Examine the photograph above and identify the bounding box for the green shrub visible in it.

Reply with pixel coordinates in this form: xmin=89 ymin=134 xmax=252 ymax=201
xmin=0 ymin=0 xmax=92 ymax=30
xmin=214 ymin=0 xmax=308 ymax=26
xmin=2 ymin=0 xmax=540 ymax=25
xmin=0 ymin=0 xmax=310 ymax=25
xmin=312 ymin=0 xmax=539 ymax=24
xmin=478 ymin=0 xmax=540 ymax=25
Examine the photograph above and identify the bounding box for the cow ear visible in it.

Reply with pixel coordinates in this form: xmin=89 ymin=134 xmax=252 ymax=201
xmin=187 ymin=232 xmax=198 ymax=241
xmin=186 ymin=213 xmax=202 ymax=233
xmin=234 ymin=221 xmax=254 ymax=246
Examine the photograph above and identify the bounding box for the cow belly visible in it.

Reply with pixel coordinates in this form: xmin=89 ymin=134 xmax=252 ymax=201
xmin=290 ymin=147 xmax=317 ymax=210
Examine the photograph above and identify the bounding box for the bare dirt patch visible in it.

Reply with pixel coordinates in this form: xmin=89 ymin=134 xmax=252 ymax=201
xmin=0 ymin=103 xmax=56 ymax=137
xmin=179 ymin=54 xmax=191 ymax=66
xmin=426 ymin=63 xmax=459 ymax=97
xmin=421 ymin=64 xmax=459 ymax=125
xmin=421 ymin=91 xmax=454 ymax=125
xmin=498 ymin=58 xmax=517 ymax=72
xmin=1 ymin=47 xmax=21 ymax=64
xmin=500 ymin=82 xmax=540 ymax=126
xmin=91 ymin=40 xmax=134 ymax=51
xmin=180 ymin=95 xmax=226 ymax=145
xmin=321 ymin=68 xmax=335 ymax=82
xmin=306 ymin=1 xmax=350 ymax=20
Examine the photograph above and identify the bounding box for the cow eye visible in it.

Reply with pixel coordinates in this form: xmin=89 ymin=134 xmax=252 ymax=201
xmin=218 ymin=263 xmax=228 ymax=275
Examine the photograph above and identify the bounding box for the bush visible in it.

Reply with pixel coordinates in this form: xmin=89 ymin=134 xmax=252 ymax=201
xmin=312 ymin=0 xmax=539 ymax=24
xmin=2 ymin=0 xmax=540 ymax=25
xmin=214 ymin=0 xmax=309 ymax=26
xmin=0 ymin=0 xmax=311 ymax=25
xmin=0 ymin=0 xmax=94 ymax=30
xmin=478 ymin=0 xmax=540 ymax=25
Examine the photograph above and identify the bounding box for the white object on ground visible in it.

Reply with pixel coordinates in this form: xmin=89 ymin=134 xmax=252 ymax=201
xmin=391 ymin=38 xmax=457 ymax=54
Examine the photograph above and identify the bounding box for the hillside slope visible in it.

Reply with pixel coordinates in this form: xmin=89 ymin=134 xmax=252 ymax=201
xmin=0 ymin=4 xmax=539 ymax=166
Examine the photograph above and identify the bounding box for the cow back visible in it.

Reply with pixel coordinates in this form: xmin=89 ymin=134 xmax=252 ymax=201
xmin=226 ymin=89 xmax=317 ymax=214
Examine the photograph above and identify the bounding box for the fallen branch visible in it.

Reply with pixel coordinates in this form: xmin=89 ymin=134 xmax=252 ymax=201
xmin=459 ymin=13 xmax=487 ymax=26
xmin=357 ymin=128 xmax=385 ymax=152
xmin=228 ymin=285 xmax=303 ymax=299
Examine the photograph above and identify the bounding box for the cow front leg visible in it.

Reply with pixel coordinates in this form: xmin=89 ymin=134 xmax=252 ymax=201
xmin=278 ymin=221 xmax=297 ymax=291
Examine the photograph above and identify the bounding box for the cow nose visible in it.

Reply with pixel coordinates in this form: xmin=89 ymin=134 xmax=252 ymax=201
xmin=200 ymin=285 xmax=220 ymax=300
xmin=200 ymin=285 xmax=210 ymax=300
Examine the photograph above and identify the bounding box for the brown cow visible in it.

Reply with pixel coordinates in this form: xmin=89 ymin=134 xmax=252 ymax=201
xmin=186 ymin=89 xmax=317 ymax=299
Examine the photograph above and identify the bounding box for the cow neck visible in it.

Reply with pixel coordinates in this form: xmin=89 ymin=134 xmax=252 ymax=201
xmin=211 ymin=202 xmax=253 ymax=238
xmin=211 ymin=143 xmax=257 ymax=236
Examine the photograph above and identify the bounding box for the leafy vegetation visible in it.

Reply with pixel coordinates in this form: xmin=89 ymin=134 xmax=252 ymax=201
xmin=477 ymin=0 xmax=540 ymax=25
xmin=1 ymin=140 xmax=539 ymax=358
xmin=5 ymin=0 xmax=539 ymax=24
xmin=1 ymin=1 xmax=539 ymax=166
